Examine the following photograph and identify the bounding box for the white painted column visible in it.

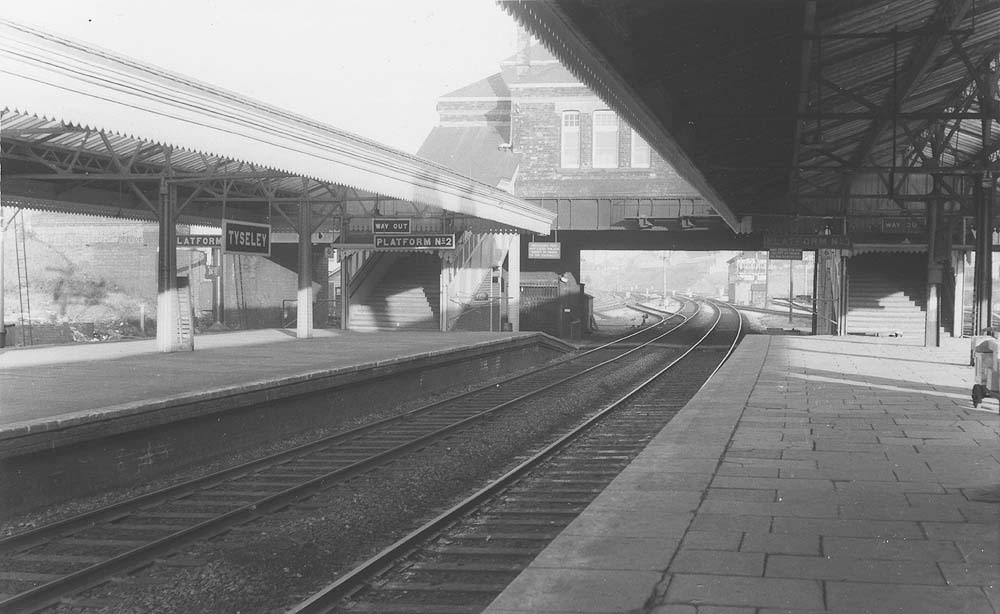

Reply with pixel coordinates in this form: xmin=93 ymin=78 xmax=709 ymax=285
xmin=296 ymin=201 xmax=314 ymax=339
xmin=439 ymin=253 xmax=448 ymax=331
xmin=953 ymin=251 xmax=965 ymax=338
xmin=340 ymin=251 xmax=350 ymax=329
xmin=156 ymin=180 xmax=180 ymax=352
xmin=508 ymin=233 xmax=521 ymax=332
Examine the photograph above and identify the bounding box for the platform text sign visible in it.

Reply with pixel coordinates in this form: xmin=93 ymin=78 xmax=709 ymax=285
xmin=176 ymin=235 xmax=221 ymax=248
xmin=223 ymin=220 xmax=271 ymax=256
xmin=769 ymin=248 xmax=803 ymax=260
xmin=882 ymin=217 xmax=925 ymax=234
xmin=374 ymin=234 xmax=455 ymax=249
xmin=528 ymin=242 xmax=561 ymax=259
xmin=372 ymin=218 xmax=411 ymax=234
xmin=764 ymin=234 xmax=851 ymax=250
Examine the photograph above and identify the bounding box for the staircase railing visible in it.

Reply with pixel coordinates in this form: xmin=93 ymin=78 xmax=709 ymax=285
xmin=346 ymin=251 xmax=397 ymax=305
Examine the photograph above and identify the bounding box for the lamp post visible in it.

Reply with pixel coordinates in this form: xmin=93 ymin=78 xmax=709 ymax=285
xmin=786 ymin=260 xmax=792 ymax=323
xmin=660 ymin=252 xmax=669 ymax=307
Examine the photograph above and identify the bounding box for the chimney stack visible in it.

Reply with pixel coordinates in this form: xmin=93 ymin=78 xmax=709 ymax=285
xmin=515 ymin=25 xmax=532 ymax=77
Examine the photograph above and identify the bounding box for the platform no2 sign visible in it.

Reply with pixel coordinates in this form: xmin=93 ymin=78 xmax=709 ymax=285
xmin=223 ymin=220 xmax=271 ymax=256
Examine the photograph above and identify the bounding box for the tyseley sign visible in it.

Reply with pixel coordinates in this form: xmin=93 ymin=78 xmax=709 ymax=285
xmin=223 ymin=220 xmax=271 ymax=256
xmin=374 ymin=234 xmax=455 ymax=249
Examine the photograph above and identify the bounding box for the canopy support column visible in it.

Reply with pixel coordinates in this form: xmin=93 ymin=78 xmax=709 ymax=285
xmin=297 ymin=201 xmax=314 ymax=339
xmin=508 ymin=234 xmax=521 ymax=332
xmin=924 ymin=197 xmax=940 ymax=347
xmin=340 ymin=251 xmax=351 ymax=330
xmin=156 ymin=179 xmax=180 ymax=352
xmin=973 ymin=178 xmax=993 ymax=335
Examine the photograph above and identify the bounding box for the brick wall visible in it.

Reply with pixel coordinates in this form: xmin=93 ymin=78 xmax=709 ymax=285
xmin=511 ymin=99 xmax=698 ymax=200
xmin=437 ymin=100 xmax=511 ymax=125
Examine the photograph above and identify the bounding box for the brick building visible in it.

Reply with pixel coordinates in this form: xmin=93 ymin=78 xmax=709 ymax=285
xmin=418 ymin=34 xmax=706 ymax=226
xmin=417 ymin=33 xmax=715 ymax=334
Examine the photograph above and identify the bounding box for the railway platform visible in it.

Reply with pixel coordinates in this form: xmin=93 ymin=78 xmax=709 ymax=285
xmin=0 ymin=328 xmax=573 ymax=514
xmin=0 ymin=328 xmax=568 ymax=428
xmin=484 ymin=334 xmax=1000 ymax=614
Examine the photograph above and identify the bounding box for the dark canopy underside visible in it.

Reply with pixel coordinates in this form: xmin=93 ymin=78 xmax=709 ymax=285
xmin=501 ymin=0 xmax=1000 ymax=232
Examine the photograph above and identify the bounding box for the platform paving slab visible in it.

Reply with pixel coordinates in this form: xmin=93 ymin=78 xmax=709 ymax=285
xmin=482 ymin=334 xmax=1000 ymax=614
xmin=0 ymin=329 xmax=566 ymax=426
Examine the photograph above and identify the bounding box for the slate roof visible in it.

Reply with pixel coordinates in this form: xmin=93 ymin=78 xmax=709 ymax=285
xmin=417 ymin=125 xmax=519 ymax=189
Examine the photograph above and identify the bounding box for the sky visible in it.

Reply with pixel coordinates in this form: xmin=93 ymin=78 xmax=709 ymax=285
xmin=3 ymin=0 xmax=517 ymax=154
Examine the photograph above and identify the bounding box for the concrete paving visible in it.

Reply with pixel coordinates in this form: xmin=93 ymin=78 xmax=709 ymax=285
xmin=484 ymin=334 xmax=1000 ymax=614
xmin=0 ymin=328 xmax=547 ymax=427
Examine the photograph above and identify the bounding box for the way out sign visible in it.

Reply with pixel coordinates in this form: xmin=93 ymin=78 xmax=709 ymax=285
xmin=223 ymin=220 xmax=271 ymax=256
xmin=372 ymin=218 xmax=411 ymax=234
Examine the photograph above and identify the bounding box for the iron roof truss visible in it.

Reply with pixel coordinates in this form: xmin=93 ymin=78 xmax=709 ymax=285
xmin=499 ymin=0 xmax=1000 ymax=234
xmin=0 ymin=19 xmax=554 ymax=236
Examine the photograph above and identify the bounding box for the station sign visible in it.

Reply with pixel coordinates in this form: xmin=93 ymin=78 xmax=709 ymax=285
xmin=769 ymin=248 xmax=803 ymax=260
xmin=374 ymin=234 xmax=455 ymax=249
xmin=372 ymin=218 xmax=411 ymax=234
xmin=882 ymin=217 xmax=925 ymax=234
xmin=176 ymin=234 xmax=221 ymax=248
xmin=764 ymin=234 xmax=851 ymax=250
xmin=223 ymin=220 xmax=271 ymax=256
xmin=528 ymin=241 xmax=562 ymax=260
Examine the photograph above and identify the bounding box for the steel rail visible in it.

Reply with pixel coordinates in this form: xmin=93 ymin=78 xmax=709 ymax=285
xmin=0 ymin=300 xmax=692 ymax=554
xmin=0 ymin=302 xmax=701 ymax=613
xmin=286 ymin=302 xmax=741 ymax=613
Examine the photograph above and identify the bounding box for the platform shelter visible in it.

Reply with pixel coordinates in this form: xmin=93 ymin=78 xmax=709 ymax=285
xmin=0 ymin=19 xmax=555 ymax=351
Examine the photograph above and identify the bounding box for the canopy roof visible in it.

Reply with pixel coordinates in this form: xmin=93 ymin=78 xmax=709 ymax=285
xmin=0 ymin=19 xmax=555 ymax=235
xmin=500 ymin=0 xmax=1000 ymax=234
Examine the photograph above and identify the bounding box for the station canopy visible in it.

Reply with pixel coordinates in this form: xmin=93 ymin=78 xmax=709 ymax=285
xmin=0 ymin=19 xmax=555 ymax=239
xmin=500 ymin=0 xmax=1000 ymax=236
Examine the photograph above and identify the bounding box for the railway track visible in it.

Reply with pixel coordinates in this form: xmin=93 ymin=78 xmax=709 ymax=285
xmin=287 ymin=300 xmax=745 ymax=614
xmin=0 ymin=300 xmax=703 ymax=613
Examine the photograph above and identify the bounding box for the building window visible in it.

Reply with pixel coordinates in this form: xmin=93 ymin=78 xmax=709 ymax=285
xmin=561 ymin=111 xmax=580 ymax=168
xmin=630 ymin=129 xmax=651 ymax=168
xmin=592 ymin=110 xmax=619 ymax=168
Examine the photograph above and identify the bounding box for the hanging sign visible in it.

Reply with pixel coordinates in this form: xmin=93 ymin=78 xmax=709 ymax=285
xmin=882 ymin=217 xmax=925 ymax=234
xmin=176 ymin=235 xmax=221 ymax=247
xmin=374 ymin=234 xmax=455 ymax=249
xmin=764 ymin=234 xmax=851 ymax=250
xmin=528 ymin=242 xmax=561 ymax=259
xmin=769 ymin=248 xmax=803 ymax=260
xmin=372 ymin=218 xmax=412 ymax=234
xmin=223 ymin=220 xmax=271 ymax=256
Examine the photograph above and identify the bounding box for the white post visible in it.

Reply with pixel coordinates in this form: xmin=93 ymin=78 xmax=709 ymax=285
xmin=297 ymin=201 xmax=314 ymax=339
xmin=156 ymin=179 xmax=180 ymax=352
xmin=0 ymin=206 xmax=5 ymax=345
xmin=340 ymin=251 xmax=350 ymax=329
xmin=953 ymin=251 xmax=965 ymax=337
xmin=508 ymin=234 xmax=521 ymax=332
xmin=439 ymin=255 xmax=448 ymax=331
